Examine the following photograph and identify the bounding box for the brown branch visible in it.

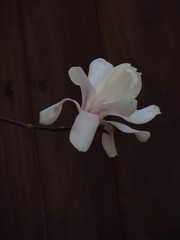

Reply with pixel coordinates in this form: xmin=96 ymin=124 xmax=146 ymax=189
xmin=0 ymin=116 xmax=108 ymax=133
xmin=0 ymin=116 xmax=70 ymax=131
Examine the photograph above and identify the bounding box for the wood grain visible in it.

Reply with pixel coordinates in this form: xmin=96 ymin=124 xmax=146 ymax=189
xmin=0 ymin=0 xmax=47 ymax=239
xmin=97 ymin=0 xmax=180 ymax=239
xmin=0 ymin=0 xmax=180 ymax=239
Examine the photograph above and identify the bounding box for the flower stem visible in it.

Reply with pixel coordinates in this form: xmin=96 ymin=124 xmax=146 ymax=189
xmin=0 ymin=116 xmax=70 ymax=131
xmin=0 ymin=116 xmax=108 ymax=133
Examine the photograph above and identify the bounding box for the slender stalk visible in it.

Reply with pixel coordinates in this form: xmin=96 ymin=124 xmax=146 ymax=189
xmin=0 ymin=116 xmax=70 ymax=132
xmin=0 ymin=116 xmax=108 ymax=133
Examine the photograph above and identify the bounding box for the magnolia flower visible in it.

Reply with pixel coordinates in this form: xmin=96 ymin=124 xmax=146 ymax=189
xmin=39 ymin=58 xmax=160 ymax=157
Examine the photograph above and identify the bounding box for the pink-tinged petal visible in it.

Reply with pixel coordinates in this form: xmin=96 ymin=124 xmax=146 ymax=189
xmin=97 ymin=95 xmax=137 ymax=118
xmin=121 ymin=105 xmax=161 ymax=124
xmin=106 ymin=120 xmax=150 ymax=142
xmin=95 ymin=63 xmax=142 ymax=101
xmin=69 ymin=110 xmax=99 ymax=152
xmin=68 ymin=67 xmax=96 ymax=110
xmin=39 ymin=98 xmax=80 ymax=125
xmin=88 ymin=58 xmax=113 ymax=87
xmin=102 ymin=123 xmax=118 ymax=158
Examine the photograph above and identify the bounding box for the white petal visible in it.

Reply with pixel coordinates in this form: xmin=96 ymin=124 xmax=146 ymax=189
xmin=135 ymin=132 xmax=151 ymax=142
xmin=39 ymin=98 xmax=80 ymax=125
xmin=95 ymin=63 xmax=142 ymax=101
xmin=129 ymin=71 xmax=142 ymax=98
xmin=106 ymin=120 xmax=150 ymax=142
xmin=68 ymin=67 xmax=96 ymax=110
xmin=97 ymin=95 xmax=137 ymax=118
xmin=102 ymin=124 xmax=118 ymax=158
xmin=121 ymin=105 xmax=161 ymax=124
xmin=88 ymin=58 xmax=113 ymax=87
xmin=70 ymin=110 xmax=99 ymax=152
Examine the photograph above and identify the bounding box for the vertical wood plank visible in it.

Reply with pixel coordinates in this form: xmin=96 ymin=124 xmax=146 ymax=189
xmin=97 ymin=0 xmax=180 ymax=239
xmin=0 ymin=0 xmax=49 ymax=239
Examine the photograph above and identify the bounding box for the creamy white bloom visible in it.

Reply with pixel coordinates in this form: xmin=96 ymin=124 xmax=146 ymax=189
xmin=39 ymin=58 xmax=161 ymax=157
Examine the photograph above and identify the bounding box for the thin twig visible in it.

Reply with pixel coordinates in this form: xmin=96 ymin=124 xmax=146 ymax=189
xmin=0 ymin=116 xmax=108 ymax=133
xmin=0 ymin=116 xmax=70 ymax=132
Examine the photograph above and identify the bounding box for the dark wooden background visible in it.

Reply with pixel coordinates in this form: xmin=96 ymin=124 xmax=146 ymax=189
xmin=0 ymin=0 xmax=180 ymax=239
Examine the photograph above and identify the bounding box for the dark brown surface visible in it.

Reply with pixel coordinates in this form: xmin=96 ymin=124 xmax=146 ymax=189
xmin=0 ymin=0 xmax=180 ymax=239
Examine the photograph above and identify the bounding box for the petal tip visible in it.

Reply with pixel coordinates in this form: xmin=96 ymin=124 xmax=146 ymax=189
xmin=135 ymin=131 xmax=151 ymax=142
xmin=109 ymin=153 xmax=118 ymax=158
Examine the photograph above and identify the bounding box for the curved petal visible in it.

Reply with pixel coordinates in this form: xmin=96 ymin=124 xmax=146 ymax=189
xmin=95 ymin=63 xmax=142 ymax=101
xmin=129 ymin=70 xmax=142 ymax=98
xmin=96 ymin=95 xmax=137 ymax=118
xmin=69 ymin=110 xmax=99 ymax=152
xmin=106 ymin=120 xmax=150 ymax=142
xmin=101 ymin=123 xmax=118 ymax=158
xmin=88 ymin=58 xmax=113 ymax=87
xmin=68 ymin=67 xmax=96 ymax=110
xmin=39 ymin=98 xmax=80 ymax=125
xmin=121 ymin=105 xmax=161 ymax=124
